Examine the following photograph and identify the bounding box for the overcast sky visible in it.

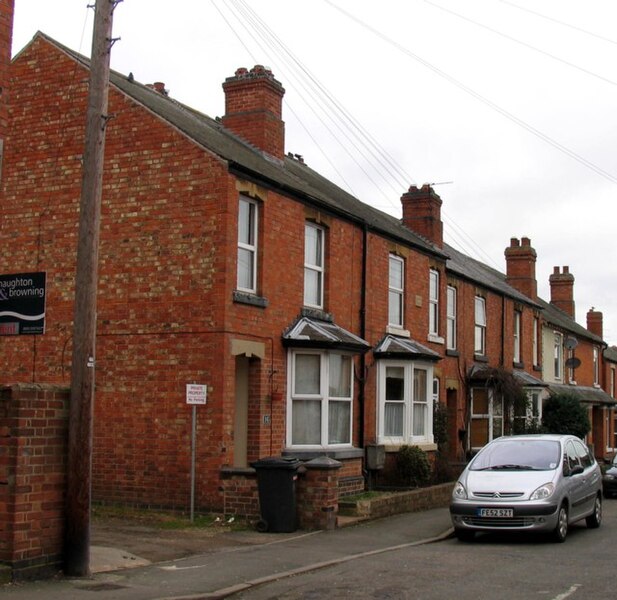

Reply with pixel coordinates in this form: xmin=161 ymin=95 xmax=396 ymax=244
xmin=12 ymin=0 xmax=617 ymax=345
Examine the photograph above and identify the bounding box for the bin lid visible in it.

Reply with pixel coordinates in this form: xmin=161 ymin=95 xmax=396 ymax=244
xmin=251 ymin=456 xmax=302 ymax=470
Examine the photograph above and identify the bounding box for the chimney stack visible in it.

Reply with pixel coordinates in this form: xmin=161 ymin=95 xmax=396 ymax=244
xmin=587 ymin=307 xmax=603 ymax=339
xmin=549 ymin=266 xmax=575 ymax=318
xmin=504 ymin=237 xmax=537 ymax=299
xmin=222 ymin=65 xmax=285 ymax=160
xmin=400 ymin=184 xmax=443 ymax=248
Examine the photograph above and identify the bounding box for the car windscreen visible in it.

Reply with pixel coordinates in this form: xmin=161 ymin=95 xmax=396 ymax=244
xmin=470 ymin=439 xmax=561 ymax=471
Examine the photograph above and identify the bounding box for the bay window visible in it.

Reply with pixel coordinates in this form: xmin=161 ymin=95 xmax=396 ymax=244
xmin=378 ymin=360 xmax=434 ymax=445
xmin=288 ymin=350 xmax=352 ymax=447
xmin=470 ymin=387 xmax=503 ymax=450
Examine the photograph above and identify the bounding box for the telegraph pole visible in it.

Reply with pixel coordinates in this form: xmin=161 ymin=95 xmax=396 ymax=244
xmin=65 ymin=0 xmax=118 ymax=577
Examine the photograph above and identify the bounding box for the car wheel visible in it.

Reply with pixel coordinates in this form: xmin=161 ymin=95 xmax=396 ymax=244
xmin=454 ymin=529 xmax=475 ymax=542
xmin=586 ymin=494 xmax=602 ymax=529
xmin=552 ymin=504 xmax=568 ymax=543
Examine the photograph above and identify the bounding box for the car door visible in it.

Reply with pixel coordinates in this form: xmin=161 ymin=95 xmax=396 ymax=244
xmin=563 ymin=440 xmax=586 ymax=521
xmin=572 ymin=439 xmax=599 ymax=515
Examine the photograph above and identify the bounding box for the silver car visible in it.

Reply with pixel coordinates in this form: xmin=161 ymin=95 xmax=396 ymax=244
xmin=450 ymin=434 xmax=602 ymax=542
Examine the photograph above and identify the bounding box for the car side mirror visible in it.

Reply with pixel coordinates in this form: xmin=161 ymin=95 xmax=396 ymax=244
xmin=569 ymin=464 xmax=584 ymax=476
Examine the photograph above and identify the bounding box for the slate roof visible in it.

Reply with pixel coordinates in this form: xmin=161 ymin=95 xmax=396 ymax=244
xmin=443 ymin=242 xmax=541 ymax=308
xmin=35 ymin=33 xmax=446 ymax=262
xmin=373 ymin=334 xmax=442 ymax=361
xmin=548 ymin=383 xmax=616 ymax=406
xmin=535 ymin=297 xmax=604 ymax=345
xmin=603 ymin=346 xmax=617 ymax=363
xmin=467 ymin=364 xmax=547 ymax=387
xmin=282 ymin=316 xmax=370 ymax=353
xmin=29 ymin=34 xmax=607 ymax=348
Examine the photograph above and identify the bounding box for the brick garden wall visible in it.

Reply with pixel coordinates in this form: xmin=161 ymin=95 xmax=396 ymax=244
xmin=0 ymin=384 xmax=69 ymax=581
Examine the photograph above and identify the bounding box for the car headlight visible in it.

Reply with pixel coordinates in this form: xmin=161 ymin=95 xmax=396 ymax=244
xmin=530 ymin=482 xmax=555 ymax=500
xmin=452 ymin=481 xmax=467 ymax=500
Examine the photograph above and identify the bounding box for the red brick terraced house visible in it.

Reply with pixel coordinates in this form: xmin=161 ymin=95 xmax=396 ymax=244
xmin=2 ymin=23 xmax=616 ymax=517
xmin=603 ymin=345 xmax=617 ymax=453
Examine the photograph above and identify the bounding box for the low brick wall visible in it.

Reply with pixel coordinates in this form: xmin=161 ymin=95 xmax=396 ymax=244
xmin=296 ymin=457 xmax=341 ymax=531
xmin=353 ymin=482 xmax=455 ymax=520
xmin=221 ymin=457 xmax=343 ymax=531
xmin=0 ymin=384 xmax=70 ymax=581
xmin=219 ymin=468 xmax=259 ymax=518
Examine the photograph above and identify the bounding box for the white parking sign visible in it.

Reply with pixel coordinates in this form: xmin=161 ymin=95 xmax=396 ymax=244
xmin=186 ymin=384 xmax=207 ymax=405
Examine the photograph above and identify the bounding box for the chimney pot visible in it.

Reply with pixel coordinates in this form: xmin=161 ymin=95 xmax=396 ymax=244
xmin=505 ymin=236 xmax=537 ymax=299
xmin=587 ymin=307 xmax=603 ymax=338
xmin=222 ymin=65 xmax=286 ymax=159
xmin=549 ymin=266 xmax=575 ymax=318
xmin=400 ymin=184 xmax=443 ymax=248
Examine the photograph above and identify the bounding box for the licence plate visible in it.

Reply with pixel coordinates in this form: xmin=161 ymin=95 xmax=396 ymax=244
xmin=477 ymin=508 xmax=513 ymax=518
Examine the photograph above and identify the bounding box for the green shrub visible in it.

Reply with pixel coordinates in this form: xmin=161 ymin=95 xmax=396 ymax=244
xmin=542 ymin=392 xmax=590 ymax=439
xmin=396 ymin=445 xmax=431 ymax=487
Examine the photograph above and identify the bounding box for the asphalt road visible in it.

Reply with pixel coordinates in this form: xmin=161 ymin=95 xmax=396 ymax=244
xmin=235 ymin=498 xmax=617 ymax=600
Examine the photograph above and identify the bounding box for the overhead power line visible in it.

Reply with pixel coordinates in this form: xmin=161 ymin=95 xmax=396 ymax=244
xmin=424 ymin=0 xmax=617 ymax=88
xmin=498 ymin=0 xmax=617 ymax=47
xmin=213 ymin=0 xmax=510 ymax=268
xmin=325 ymin=0 xmax=617 ymax=186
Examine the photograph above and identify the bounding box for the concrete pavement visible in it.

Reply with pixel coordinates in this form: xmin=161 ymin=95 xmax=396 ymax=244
xmin=2 ymin=508 xmax=454 ymax=600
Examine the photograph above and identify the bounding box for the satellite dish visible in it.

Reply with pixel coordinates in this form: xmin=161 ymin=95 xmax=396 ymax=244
xmin=565 ymin=336 xmax=578 ymax=350
xmin=565 ymin=357 xmax=581 ymax=369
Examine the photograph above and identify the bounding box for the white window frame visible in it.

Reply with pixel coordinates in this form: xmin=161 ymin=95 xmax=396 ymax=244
xmin=567 ymin=348 xmax=576 ymax=384
xmin=513 ymin=310 xmax=521 ymax=364
xmin=388 ymin=254 xmax=404 ymax=328
xmin=593 ymin=347 xmax=600 ymax=386
xmin=514 ymin=388 xmax=543 ymax=429
xmin=429 ymin=269 xmax=439 ymax=336
xmin=554 ymin=332 xmax=563 ymax=382
xmin=605 ymin=408 xmax=614 ymax=453
xmin=470 ymin=387 xmax=504 ymax=450
xmin=304 ymin=223 xmax=324 ymax=309
xmin=474 ymin=296 xmax=486 ymax=356
xmin=446 ymin=285 xmax=457 ymax=350
xmin=286 ymin=349 xmax=353 ymax=448
xmin=532 ymin=317 xmax=539 ymax=367
xmin=377 ymin=360 xmax=434 ymax=446
xmin=237 ymin=196 xmax=258 ymax=293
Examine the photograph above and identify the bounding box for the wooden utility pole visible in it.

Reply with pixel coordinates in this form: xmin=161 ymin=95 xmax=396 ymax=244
xmin=65 ymin=0 xmax=117 ymax=577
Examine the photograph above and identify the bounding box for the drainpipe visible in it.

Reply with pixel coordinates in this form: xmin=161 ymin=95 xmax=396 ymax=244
xmin=501 ymin=296 xmax=506 ymax=368
xmin=359 ymin=223 xmax=368 ymax=449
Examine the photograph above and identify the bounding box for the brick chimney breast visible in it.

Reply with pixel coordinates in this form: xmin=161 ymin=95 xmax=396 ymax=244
xmin=221 ymin=65 xmax=286 ymax=160
xmin=400 ymin=184 xmax=443 ymax=248
xmin=504 ymin=236 xmax=537 ymax=299
xmin=587 ymin=307 xmax=603 ymax=338
xmin=549 ymin=266 xmax=575 ymax=318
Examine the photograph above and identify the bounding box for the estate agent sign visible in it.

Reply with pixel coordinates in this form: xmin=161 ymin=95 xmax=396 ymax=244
xmin=0 ymin=272 xmax=46 ymax=335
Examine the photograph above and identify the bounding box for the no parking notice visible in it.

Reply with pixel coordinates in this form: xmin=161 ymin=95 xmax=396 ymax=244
xmin=186 ymin=384 xmax=207 ymax=405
